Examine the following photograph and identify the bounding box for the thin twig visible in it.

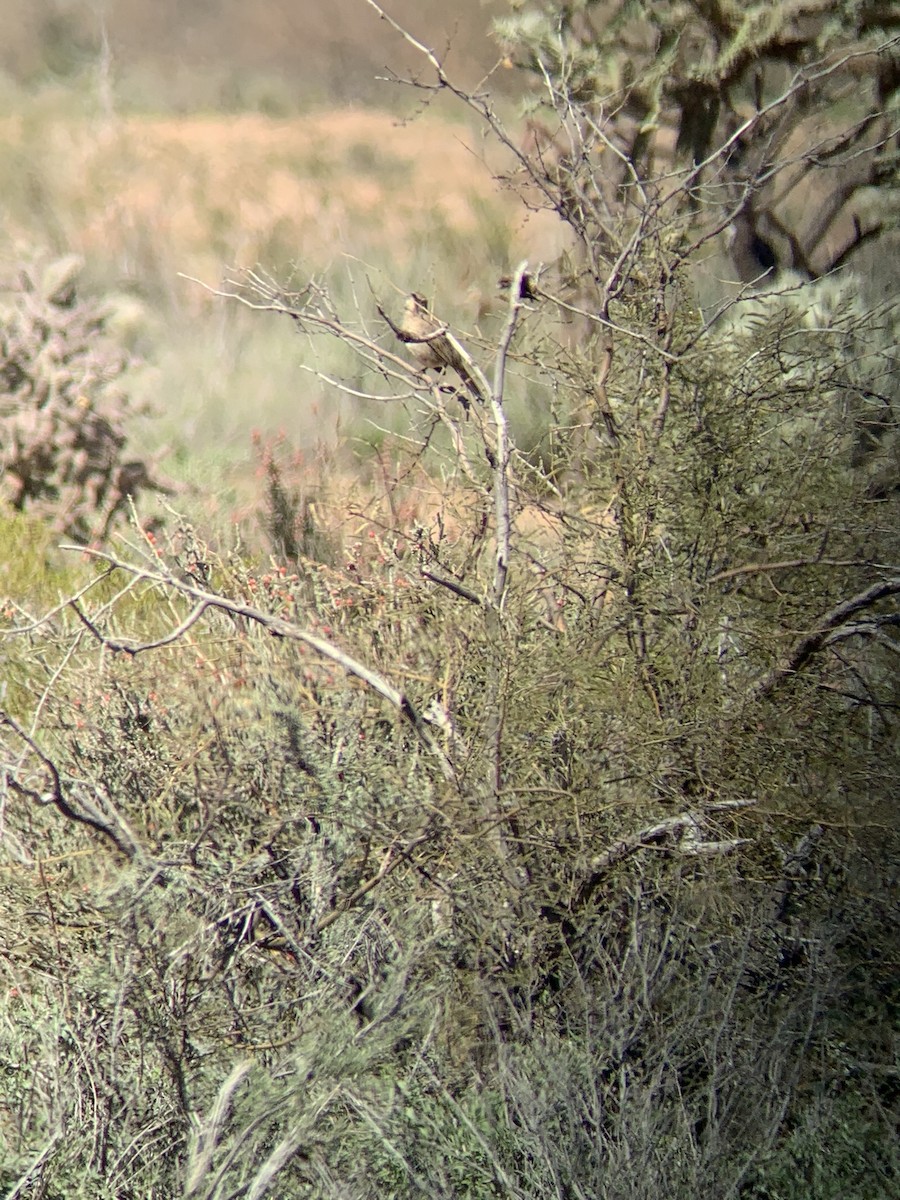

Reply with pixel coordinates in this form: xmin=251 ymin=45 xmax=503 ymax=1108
xmin=60 ymin=544 xmax=456 ymax=783
xmin=420 ymin=569 xmax=482 ymax=606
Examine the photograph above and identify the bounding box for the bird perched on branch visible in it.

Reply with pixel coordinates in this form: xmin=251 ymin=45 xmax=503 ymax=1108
xmin=399 ymin=292 xmax=486 ymax=405
xmin=498 ymin=271 xmax=540 ymax=300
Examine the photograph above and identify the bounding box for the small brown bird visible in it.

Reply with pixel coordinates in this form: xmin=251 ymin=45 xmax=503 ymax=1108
xmin=400 ymin=292 xmax=486 ymax=404
xmin=498 ymin=272 xmax=540 ymax=300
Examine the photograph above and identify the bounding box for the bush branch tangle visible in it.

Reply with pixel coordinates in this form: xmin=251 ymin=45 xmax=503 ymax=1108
xmin=60 ymin=542 xmax=456 ymax=784
xmin=0 ymin=1 xmax=898 ymax=1196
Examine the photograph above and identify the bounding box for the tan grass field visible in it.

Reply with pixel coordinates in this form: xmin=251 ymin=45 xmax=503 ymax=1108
xmin=2 ymin=106 xmax=561 ymax=306
xmin=1 ymin=100 xmax=567 ymax=540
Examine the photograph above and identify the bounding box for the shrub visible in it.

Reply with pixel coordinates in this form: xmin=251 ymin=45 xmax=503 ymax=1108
xmin=0 ymin=3 xmax=897 ymax=1196
xmin=0 ymin=253 xmax=165 ymax=543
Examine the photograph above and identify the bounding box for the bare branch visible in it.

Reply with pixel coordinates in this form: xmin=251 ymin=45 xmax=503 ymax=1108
xmin=753 ymin=578 xmax=900 ymax=698
xmin=1 ymin=709 xmax=143 ymax=860
xmin=0 ymin=566 xmax=118 ymax=636
xmin=70 ymin=598 xmax=211 ymax=655
xmin=420 ymin=568 xmax=482 ymax=606
xmin=708 ymin=558 xmax=877 ymax=585
xmin=490 ymin=260 xmax=529 ymax=610
xmin=574 ymin=809 xmax=754 ymax=911
xmin=60 ymin=544 xmax=457 ymax=783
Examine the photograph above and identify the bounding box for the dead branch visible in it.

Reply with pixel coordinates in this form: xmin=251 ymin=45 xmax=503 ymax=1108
xmin=490 ymin=260 xmax=529 ymax=610
xmin=60 ymin=544 xmax=457 ymax=784
xmin=1 ymin=709 xmax=143 ymax=860
xmin=69 ymin=598 xmax=211 ymax=653
xmin=753 ymin=577 xmax=900 ymax=698
xmin=573 ymin=809 xmax=754 ymax=911
xmin=708 ymin=558 xmax=877 ymax=585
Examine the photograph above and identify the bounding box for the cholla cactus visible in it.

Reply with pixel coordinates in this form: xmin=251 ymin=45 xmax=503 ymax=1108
xmin=0 ymin=254 xmax=164 ymax=542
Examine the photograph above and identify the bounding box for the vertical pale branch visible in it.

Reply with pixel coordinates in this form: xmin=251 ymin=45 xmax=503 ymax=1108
xmin=490 ymin=260 xmax=529 ymax=611
xmin=476 ymin=263 xmax=531 ymax=881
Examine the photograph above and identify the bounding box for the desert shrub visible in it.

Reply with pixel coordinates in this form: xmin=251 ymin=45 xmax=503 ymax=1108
xmin=1 ymin=396 xmax=895 ymax=1196
xmin=0 ymin=3 xmax=897 ymax=1197
xmin=0 ymin=253 xmax=165 ymax=544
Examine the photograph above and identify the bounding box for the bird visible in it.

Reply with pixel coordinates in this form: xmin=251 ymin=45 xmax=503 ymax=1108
xmin=399 ymin=292 xmax=486 ymax=405
xmin=498 ymin=271 xmax=540 ymax=300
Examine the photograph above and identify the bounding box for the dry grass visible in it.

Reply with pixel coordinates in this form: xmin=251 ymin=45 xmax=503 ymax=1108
xmin=0 ymin=97 xmax=566 ymax=529
xmin=0 ymin=106 xmax=557 ymax=304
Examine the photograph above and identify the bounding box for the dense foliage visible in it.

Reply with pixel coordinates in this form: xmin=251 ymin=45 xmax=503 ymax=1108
xmin=1 ymin=2 xmax=897 ymax=1197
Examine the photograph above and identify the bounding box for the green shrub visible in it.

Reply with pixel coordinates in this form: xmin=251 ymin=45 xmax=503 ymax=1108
xmin=0 ymin=3 xmax=897 ymax=1195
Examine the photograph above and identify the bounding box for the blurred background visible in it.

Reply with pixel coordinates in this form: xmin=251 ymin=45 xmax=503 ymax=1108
xmin=0 ymin=0 xmax=508 ymax=106
xmin=0 ymin=1 xmax=536 ymax=520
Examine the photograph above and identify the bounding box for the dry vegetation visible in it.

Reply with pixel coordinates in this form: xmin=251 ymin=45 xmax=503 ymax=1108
xmin=0 ymin=2 xmax=898 ymax=1197
xmin=0 ymin=92 xmax=560 ymax=507
xmin=0 ymin=0 xmax=509 ymax=107
xmin=1 ymin=108 xmax=530 ymax=283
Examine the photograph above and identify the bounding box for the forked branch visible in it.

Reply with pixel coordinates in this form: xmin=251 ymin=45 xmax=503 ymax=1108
xmin=753 ymin=578 xmax=900 ymax=698
xmin=60 ymin=545 xmax=457 ymax=783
